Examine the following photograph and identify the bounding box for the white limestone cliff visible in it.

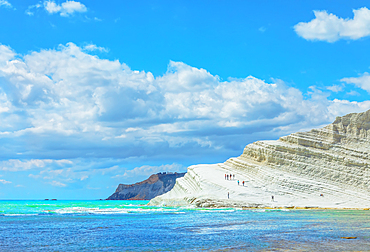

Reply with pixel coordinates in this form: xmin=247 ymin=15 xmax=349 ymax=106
xmin=149 ymin=110 xmax=370 ymax=209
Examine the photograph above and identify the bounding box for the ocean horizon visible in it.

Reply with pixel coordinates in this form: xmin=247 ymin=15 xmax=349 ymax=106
xmin=1 ymin=200 xmax=369 ymax=251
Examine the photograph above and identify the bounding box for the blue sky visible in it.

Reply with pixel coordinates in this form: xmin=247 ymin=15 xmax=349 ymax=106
xmin=1 ymin=0 xmax=370 ymax=199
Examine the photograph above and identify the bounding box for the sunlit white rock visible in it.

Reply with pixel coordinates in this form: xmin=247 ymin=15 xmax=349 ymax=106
xmin=150 ymin=110 xmax=370 ymax=208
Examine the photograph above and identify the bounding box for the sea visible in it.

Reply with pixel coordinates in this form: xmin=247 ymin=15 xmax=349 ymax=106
xmin=0 ymin=200 xmax=370 ymax=251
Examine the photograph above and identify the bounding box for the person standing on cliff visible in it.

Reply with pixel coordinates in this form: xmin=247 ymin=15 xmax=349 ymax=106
xmin=242 ymin=181 xmax=244 ymax=186
xmin=225 ymin=174 xmax=226 ymax=180
xmin=228 ymin=192 xmax=229 ymax=199
xmin=237 ymin=180 xmax=239 ymax=185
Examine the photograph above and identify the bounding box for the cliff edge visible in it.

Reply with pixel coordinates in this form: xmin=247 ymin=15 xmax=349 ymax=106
xmin=150 ymin=110 xmax=370 ymax=209
xmin=107 ymin=172 xmax=186 ymax=200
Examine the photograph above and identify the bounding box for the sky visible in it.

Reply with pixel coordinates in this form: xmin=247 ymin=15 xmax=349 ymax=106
xmin=1 ymin=0 xmax=370 ymax=199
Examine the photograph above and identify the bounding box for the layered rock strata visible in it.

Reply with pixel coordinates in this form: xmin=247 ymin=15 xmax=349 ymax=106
xmin=107 ymin=172 xmax=185 ymax=200
xmin=150 ymin=110 xmax=370 ymax=208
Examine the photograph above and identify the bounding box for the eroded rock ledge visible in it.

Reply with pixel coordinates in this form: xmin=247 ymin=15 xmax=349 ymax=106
xmin=150 ymin=110 xmax=370 ymax=208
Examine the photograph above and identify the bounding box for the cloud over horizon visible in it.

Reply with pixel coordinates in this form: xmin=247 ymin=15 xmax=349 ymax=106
xmin=0 ymin=42 xmax=369 ymax=192
xmin=294 ymin=7 xmax=370 ymax=42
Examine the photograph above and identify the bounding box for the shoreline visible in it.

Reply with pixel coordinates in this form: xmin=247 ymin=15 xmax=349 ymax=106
xmin=149 ymin=163 xmax=370 ymax=210
xmin=148 ymin=200 xmax=370 ymax=210
xmin=149 ymin=202 xmax=370 ymax=210
xmin=105 ymin=199 xmax=150 ymax=201
xmin=245 ymin=206 xmax=370 ymax=210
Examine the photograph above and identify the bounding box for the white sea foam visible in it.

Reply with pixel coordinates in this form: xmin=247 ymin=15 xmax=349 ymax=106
xmin=52 ymin=206 xmax=186 ymax=215
xmin=54 ymin=207 xmax=129 ymax=214
xmin=3 ymin=214 xmax=38 ymax=216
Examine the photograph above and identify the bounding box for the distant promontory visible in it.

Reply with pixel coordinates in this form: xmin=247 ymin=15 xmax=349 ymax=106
xmin=107 ymin=172 xmax=186 ymax=200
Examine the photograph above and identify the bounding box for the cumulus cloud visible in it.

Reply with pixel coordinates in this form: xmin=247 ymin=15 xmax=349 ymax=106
xmin=0 ymin=0 xmax=12 ymax=8
xmin=0 ymin=42 xmax=368 ymax=155
xmin=0 ymin=42 xmax=369 ymax=190
xmin=327 ymin=84 xmax=344 ymax=93
xmin=341 ymin=72 xmax=370 ymax=92
xmin=0 ymin=44 xmax=15 ymax=63
xmin=327 ymin=99 xmax=370 ymax=118
xmin=44 ymin=0 xmax=87 ymax=17
xmin=294 ymin=7 xmax=370 ymax=42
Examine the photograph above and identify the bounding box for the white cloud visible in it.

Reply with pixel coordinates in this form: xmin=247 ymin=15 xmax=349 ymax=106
xmin=83 ymin=44 xmax=109 ymax=52
xmin=25 ymin=3 xmax=42 ymax=16
xmin=341 ymin=72 xmax=370 ymax=92
xmin=0 ymin=159 xmax=50 ymax=171
xmin=0 ymin=42 xmax=369 ymax=178
xmin=0 ymin=0 xmax=12 ymax=8
xmin=0 ymin=179 xmax=11 ymax=184
xmin=327 ymin=84 xmax=344 ymax=92
xmin=0 ymin=42 xmax=370 ymax=197
xmin=44 ymin=0 xmax=87 ymax=17
xmin=0 ymin=44 xmax=15 ymax=63
xmin=44 ymin=1 xmax=61 ymax=13
xmin=346 ymin=90 xmax=360 ymax=96
xmin=0 ymin=159 xmax=72 ymax=171
xmin=294 ymin=7 xmax=370 ymax=42
xmin=327 ymin=99 xmax=370 ymax=118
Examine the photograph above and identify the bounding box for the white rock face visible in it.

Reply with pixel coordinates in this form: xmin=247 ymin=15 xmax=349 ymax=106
xmin=150 ymin=110 xmax=370 ymax=208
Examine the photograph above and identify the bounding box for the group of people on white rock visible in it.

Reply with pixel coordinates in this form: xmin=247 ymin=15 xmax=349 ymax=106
xmin=225 ymin=174 xmax=235 ymax=180
xmin=225 ymin=173 xmax=275 ymax=202
xmin=225 ymin=174 xmax=246 ymax=186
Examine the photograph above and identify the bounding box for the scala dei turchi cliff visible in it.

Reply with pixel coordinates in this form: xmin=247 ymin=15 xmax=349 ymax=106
xmin=150 ymin=110 xmax=370 ymax=209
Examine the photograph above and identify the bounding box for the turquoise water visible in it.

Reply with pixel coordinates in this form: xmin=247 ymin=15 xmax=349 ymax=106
xmin=0 ymin=200 xmax=370 ymax=251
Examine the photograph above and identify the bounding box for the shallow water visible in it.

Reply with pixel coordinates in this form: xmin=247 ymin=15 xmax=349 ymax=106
xmin=0 ymin=200 xmax=369 ymax=251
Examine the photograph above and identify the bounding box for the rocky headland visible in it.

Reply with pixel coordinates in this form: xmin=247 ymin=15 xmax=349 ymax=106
xmin=107 ymin=172 xmax=185 ymax=200
xmin=150 ymin=110 xmax=370 ymax=209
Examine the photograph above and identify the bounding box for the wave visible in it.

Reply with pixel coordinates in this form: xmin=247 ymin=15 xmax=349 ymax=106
xmin=3 ymin=214 xmax=39 ymax=216
xmin=0 ymin=203 xmax=282 ymax=216
xmin=50 ymin=206 xmax=187 ymax=215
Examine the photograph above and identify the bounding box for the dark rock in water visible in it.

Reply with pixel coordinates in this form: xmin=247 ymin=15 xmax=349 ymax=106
xmin=107 ymin=172 xmax=186 ymax=200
